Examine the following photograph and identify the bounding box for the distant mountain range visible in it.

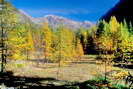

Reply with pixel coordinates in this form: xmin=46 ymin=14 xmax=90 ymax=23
xmin=17 ymin=9 xmax=94 ymax=29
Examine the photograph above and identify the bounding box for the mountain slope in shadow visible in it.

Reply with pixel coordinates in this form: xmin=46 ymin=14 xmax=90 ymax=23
xmin=101 ymin=0 xmax=133 ymax=23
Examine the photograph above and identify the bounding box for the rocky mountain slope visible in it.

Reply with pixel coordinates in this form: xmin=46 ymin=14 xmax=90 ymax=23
xmin=18 ymin=10 xmax=94 ymax=29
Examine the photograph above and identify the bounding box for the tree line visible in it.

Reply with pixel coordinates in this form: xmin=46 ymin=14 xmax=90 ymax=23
xmin=1 ymin=2 xmax=133 ymax=64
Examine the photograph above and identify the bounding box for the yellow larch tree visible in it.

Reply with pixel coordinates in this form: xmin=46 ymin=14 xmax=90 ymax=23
xmin=109 ymin=16 xmax=120 ymax=33
xmin=43 ymin=23 xmax=53 ymax=61
xmin=25 ymin=29 xmax=35 ymax=60
xmin=76 ymin=39 xmax=84 ymax=60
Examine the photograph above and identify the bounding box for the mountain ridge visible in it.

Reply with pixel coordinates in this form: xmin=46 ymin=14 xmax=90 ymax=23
xmin=18 ymin=9 xmax=94 ymax=29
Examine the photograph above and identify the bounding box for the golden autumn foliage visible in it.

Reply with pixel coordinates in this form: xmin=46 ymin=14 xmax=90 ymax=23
xmin=109 ymin=67 xmax=129 ymax=80
xmin=7 ymin=24 xmax=36 ymax=60
xmin=27 ymin=29 xmax=34 ymax=51
xmin=113 ymin=71 xmax=129 ymax=80
xmin=7 ymin=22 xmax=85 ymax=62
xmin=0 ymin=0 xmax=4 ymax=3
xmin=0 ymin=0 xmax=2 ymax=3
xmin=51 ymin=26 xmax=78 ymax=63
xmin=96 ymin=36 xmax=113 ymax=51
xmin=109 ymin=16 xmax=120 ymax=33
xmin=8 ymin=32 xmax=27 ymax=60
xmin=5 ymin=14 xmax=132 ymax=66
xmin=95 ymin=16 xmax=133 ymax=63
xmin=43 ymin=23 xmax=53 ymax=59
xmin=76 ymin=39 xmax=84 ymax=58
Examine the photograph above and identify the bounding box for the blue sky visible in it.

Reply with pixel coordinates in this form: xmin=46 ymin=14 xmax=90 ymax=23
xmin=12 ymin=0 xmax=119 ymax=22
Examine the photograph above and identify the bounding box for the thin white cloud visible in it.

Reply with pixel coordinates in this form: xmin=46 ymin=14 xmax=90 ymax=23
xmin=21 ymin=8 xmax=90 ymax=16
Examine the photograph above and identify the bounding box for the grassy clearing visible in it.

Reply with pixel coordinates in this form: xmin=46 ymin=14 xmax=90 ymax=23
xmin=5 ymin=55 xmax=101 ymax=82
xmin=4 ymin=55 xmax=133 ymax=88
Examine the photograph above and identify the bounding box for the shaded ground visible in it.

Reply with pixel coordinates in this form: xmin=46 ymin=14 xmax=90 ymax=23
xmin=0 ymin=71 xmax=65 ymax=89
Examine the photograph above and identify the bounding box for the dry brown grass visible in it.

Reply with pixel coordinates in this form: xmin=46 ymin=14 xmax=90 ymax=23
xmin=5 ymin=55 xmax=133 ymax=82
